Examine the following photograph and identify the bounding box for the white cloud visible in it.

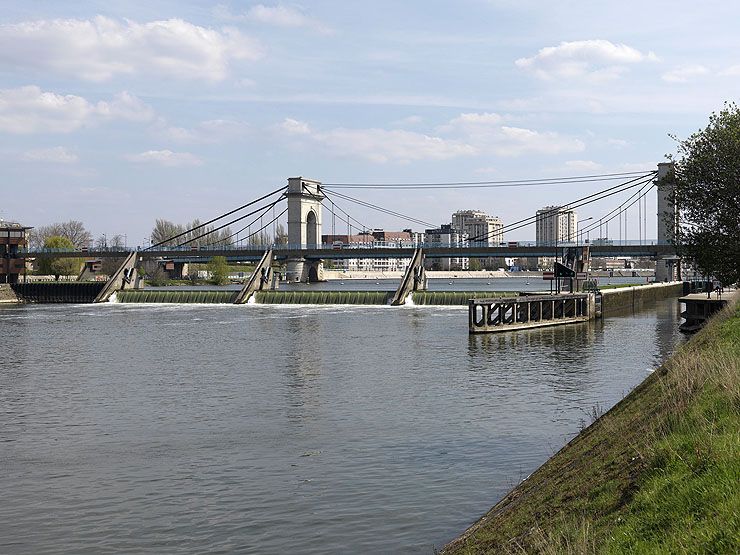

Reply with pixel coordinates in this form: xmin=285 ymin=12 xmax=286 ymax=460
xmin=0 ymin=86 xmax=154 ymax=134
xmin=126 ymin=150 xmax=203 ymax=167
xmin=154 ymin=118 xmax=250 ymax=143
xmin=718 ymin=65 xmax=740 ymax=77
xmin=661 ymin=64 xmax=710 ymax=83
xmin=279 ymin=118 xmax=312 ymax=135
xmin=607 ymin=138 xmax=629 ymax=148
xmin=276 ymin=112 xmax=583 ymax=163
xmin=0 ymin=16 xmax=262 ymax=82
xmin=515 ymin=40 xmax=658 ymax=80
xmin=393 ymin=115 xmax=423 ymax=126
xmin=22 ymin=146 xmax=78 ymax=164
xmin=239 ymin=4 xmax=332 ymax=34
xmin=563 ymin=160 xmax=602 ymax=171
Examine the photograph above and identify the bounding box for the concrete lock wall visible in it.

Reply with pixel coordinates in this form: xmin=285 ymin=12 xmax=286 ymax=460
xmin=600 ymin=282 xmax=684 ymax=316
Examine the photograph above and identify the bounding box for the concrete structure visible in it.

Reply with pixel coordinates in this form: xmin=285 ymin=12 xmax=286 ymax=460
xmin=599 ymin=281 xmax=684 ymax=316
xmin=234 ymin=249 xmax=275 ymax=303
xmin=0 ymin=221 xmax=31 ymax=284
xmin=286 ymin=177 xmax=324 ymax=282
xmin=679 ymin=290 xmax=736 ymax=332
xmin=469 ymin=293 xmax=594 ymax=333
xmin=655 ymin=162 xmax=679 ymax=282
xmin=94 ymin=251 xmax=139 ymax=303
xmin=390 ymin=248 xmax=427 ymax=305
xmin=425 ymin=224 xmax=469 ymax=270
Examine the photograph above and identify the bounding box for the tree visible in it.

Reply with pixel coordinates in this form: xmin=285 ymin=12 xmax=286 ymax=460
xmin=208 ymin=256 xmax=230 ymax=285
xmin=38 ymin=236 xmax=81 ymax=280
xmin=670 ymin=103 xmax=740 ymax=285
xmin=274 ymin=223 xmax=288 ymax=245
xmin=29 ymin=220 xmax=92 ymax=249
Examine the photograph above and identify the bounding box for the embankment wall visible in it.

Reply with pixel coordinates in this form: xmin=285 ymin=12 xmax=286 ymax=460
xmin=601 ymin=281 xmax=684 ymax=316
xmin=0 ymin=284 xmax=20 ymax=303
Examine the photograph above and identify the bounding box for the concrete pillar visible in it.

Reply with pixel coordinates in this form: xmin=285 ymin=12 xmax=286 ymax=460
xmin=656 ymin=162 xmax=678 ymax=282
xmin=286 ymin=177 xmax=323 ymax=282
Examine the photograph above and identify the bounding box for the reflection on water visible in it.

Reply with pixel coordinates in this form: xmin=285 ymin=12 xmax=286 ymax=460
xmin=0 ymin=299 xmax=682 ymax=553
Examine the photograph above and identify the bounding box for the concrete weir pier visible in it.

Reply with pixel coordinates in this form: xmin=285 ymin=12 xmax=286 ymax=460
xmin=469 ymin=294 xmax=594 ymax=333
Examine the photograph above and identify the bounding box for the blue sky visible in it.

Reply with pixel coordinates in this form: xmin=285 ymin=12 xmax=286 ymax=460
xmin=2 ymin=0 xmax=739 ymax=244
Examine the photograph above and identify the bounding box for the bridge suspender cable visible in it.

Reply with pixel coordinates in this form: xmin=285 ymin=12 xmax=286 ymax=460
xmin=579 ymin=181 xmax=656 ymax=238
xmin=323 ymin=189 xmax=437 ymax=228
xmin=466 ymin=172 xmax=657 ymax=243
xmin=496 ymin=178 xmax=656 ymax=245
xmin=299 ymin=182 xmax=374 ymax=236
xmin=222 ymin=206 xmax=288 ymax=248
xmin=203 ymin=194 xmax=286 ymax=247
xmin=172 ymin=198 xmax=288 ymax=248
xmin=321 ymin=170 xmax=653 ymax=189
xmin=473 ymin=173 xmax=656 ymax=243
xmin=146 ymin=185 xmax=287 ymax=249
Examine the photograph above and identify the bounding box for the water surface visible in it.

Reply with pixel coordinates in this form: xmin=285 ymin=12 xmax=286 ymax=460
xmin=0 ymin=299 xmax=682 ymax=553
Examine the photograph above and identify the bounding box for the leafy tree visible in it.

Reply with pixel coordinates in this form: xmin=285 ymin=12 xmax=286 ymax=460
xmin=468 ymin=258 xmax=482 ymax=271
xmin=38 ymin=236 xmax=81 ymax=280
xmin=29 ymin=220 xmax=92 ymax=249
xmin=670 ymin=103 xmax=740 ymax=285
xmin=208 ymin=256 xmax=230 ymax=285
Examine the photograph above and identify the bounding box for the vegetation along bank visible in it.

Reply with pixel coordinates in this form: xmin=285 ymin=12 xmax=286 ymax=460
xmin=443 ymin=299 xmax=739 ymax=554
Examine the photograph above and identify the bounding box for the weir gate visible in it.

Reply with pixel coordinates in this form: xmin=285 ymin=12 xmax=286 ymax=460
xmin=469 ymin=294 xmax=594 ymax=333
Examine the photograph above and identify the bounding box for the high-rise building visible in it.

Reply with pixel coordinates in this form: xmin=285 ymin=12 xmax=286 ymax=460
xmin=535 ymin=206 xmax=576 ymax=246
xmin=451 ymin=210 xmax=503 ymax=245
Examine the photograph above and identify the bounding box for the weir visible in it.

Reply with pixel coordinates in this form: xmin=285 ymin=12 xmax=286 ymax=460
xmin=11 ymin=281 xmax=106 ymax=303
xmin=255 ymin=290 xmax=393 ymax=305
xmin=469 ymin=294 xmax=594 ymax=333
xmin=116 ymin=290 xmax=238 ymax=304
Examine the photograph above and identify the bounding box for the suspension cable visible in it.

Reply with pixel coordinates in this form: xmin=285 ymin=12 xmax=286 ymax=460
xmin=146 ymin=185 xmax=286 ymax=249
xmin=322 ymin=170 xmax=653 ymax=189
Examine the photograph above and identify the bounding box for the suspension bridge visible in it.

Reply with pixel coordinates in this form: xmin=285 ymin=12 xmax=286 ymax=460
xmin=9 ymin=162 xmax=681 ymax=309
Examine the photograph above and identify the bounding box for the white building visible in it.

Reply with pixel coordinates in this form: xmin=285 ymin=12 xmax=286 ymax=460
xmin=452 ymin=210 xmax=503 ymax=245
xmin=535 ymin=206 xmax=576 ymax=246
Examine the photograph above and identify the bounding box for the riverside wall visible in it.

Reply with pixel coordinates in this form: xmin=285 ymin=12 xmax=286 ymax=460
xmin=0 ymin=284 xmax=20 ymax=303
xmin=600 ymin=281 xmax=684 ymax=317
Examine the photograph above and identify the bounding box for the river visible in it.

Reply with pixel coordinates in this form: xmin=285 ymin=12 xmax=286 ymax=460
xmin=0 ymin=296 xmax=682 ymax=553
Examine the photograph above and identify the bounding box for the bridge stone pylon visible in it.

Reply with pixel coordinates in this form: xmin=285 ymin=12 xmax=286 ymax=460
xmin=286 ymin=176 xmax=324 ymax=282
xmin=656 ymin=162 xmax=679 ymax=282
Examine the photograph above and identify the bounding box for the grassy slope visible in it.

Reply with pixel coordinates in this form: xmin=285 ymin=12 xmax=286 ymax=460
xmin=443 ymin=303 xmax=740 ymax=554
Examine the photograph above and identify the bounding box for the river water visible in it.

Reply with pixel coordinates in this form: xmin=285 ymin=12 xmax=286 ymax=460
xmin=0 ymin=296 xmax=682 ymax=554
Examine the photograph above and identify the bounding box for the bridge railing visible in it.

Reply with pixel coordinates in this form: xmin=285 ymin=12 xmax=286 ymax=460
xmin=20 ymin=238 xmax=671 ymax=255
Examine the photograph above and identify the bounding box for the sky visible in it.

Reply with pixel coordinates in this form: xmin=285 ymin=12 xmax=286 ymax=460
xmin=2 ymin=0 xmax=739 ymax=245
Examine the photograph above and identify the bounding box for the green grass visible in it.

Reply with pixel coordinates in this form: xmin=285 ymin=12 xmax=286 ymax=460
xmin=442 ymin=302 xmax=740 ymax=554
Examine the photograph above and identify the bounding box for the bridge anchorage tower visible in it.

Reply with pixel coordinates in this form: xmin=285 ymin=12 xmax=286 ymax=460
xmin=655 ymin=162 xmax=679 ymax=282
xmin=286 ymin=176 xmax=324 ymax=282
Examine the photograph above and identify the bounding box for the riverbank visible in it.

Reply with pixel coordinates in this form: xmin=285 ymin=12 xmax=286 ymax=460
xmin=443 ymin=298 xmax=739 ymax=553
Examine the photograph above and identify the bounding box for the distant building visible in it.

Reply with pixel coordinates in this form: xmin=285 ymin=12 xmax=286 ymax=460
xmin=321 ymin=230 xmax=418 ymax=272
xmin=535 ymin=206 xmax=576 ymax=246
xmin=424 ymin=224 xmax=469 ymax=270
xmin=451 ymin=210 xmax=503 ymax=245
xmin=0 ymin=221 xmax=32 ymax=284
